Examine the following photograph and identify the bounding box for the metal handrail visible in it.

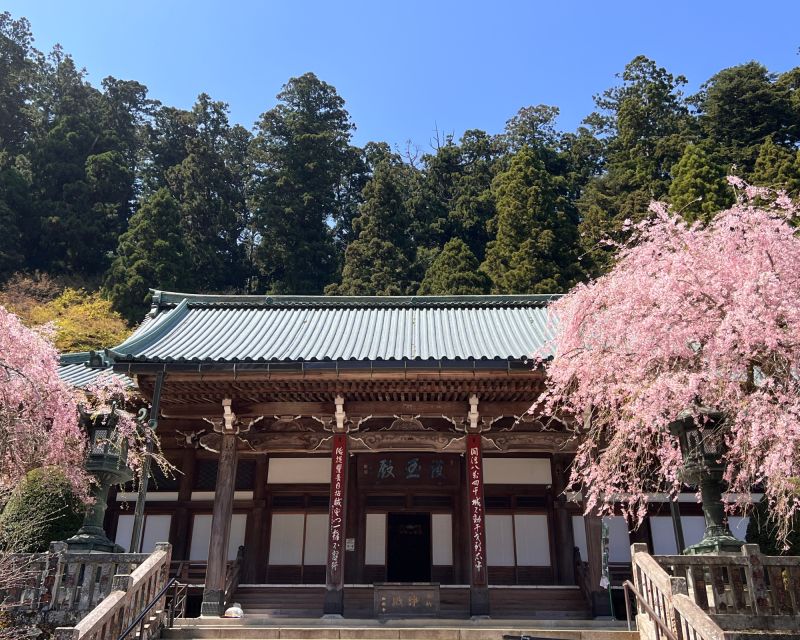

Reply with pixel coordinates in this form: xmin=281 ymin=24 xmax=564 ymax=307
xmin=623 ymin=579 xmax=677 ymax=640
xmin=117 ymin=577 xmax=187 ymax=640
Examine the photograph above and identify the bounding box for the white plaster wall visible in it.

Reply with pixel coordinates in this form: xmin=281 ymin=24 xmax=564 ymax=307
xmin=115 ymin=514 xmax=171 ymax=553
xmin=484 ymin=458 xmax=552 ymax=485
xmin=486 ymin=514 xmax=515 ymax=566
xmin=268 ymin=513 xmax=304 ymax=565
xmin=432 ymin=514 xmax=453 ymax=565
xmin=572 ymin=515 xmax=587 ymax=561
xmin=142 ymin=515 xmax=171 ymax=553
xmin=189 ymin=513 xmax=247 ymax=561
xmin=267 ymin=458 xmax=331 ymax=484
xmin=651 ymin=515 xmax=748 ymax=554
xmin=365 ymin=513 xmax=386 ymax=565
xmin=571 ymin=515 xmax=631 ymax=562
xmin=514 ymin=514 xmax=550 ymax=566
xmin=303 ymin=513 xmax=329 ymax=565
xmin=605 ymin=516 xmax=631 ymax=562
xmin=115 ymin=514 xmax=134 ymax=551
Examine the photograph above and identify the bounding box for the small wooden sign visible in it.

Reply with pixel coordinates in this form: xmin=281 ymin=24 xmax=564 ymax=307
xmin=374 ymin=583 xmax=440 ymax=618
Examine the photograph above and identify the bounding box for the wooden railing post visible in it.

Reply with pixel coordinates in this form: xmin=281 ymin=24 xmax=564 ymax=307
xmin=742 ymin=543 xmax=769 ymax=615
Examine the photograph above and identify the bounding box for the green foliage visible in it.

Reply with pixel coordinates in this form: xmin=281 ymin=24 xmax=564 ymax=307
xmin=329 ymin=157 xmax=414 ymax=295
xmin=2 ymin=14 xmax=799 ymax=314
xmin=695 ymin=62 xmax=799 ymax=172
xmin=751 ymin=137 xmax=800 ymax=196
xmin=105 ymin=188 xmax=190 ymax=321
xmin=578 ymin=56 xmax=694 ymax=276
xmin=481 ymin=147 xmax=580 ymax=294
xmin=668 ymin=144 xmax=733 ymax=223
xmin=745 ymin=498 xmax=800 ymax=556
xmin=251 ymin=73 xmax=357 ymax=294
xmin=28 ymin=287 xmax=130 ymax=351
xmin=0 ymin=467 xmax=84 ymax=552
xmin=419 ymin=238 xmax=489 ymax=295
xmin=166 ymin=94 xmax=250 ymax=292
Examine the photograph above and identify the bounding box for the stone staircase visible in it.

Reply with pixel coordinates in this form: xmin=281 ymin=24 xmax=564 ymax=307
xmin=163 ymin=618 xmax=636 ymax=640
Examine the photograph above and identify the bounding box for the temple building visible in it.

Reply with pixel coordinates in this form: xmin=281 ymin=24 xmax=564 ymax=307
xmin=60 ymin=291 xmax=750 ymax=619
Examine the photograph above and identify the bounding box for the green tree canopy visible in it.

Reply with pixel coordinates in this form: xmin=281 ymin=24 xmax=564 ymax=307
xmin=419 ymin=238 xmax=490 ymax=295
xmin=668 ymin=143 xmax=732 ymax=223
xmin=328 ymin=156 xmax=414 ymax=295
xmin=481 ymin=147 xmax=580 ymax=294
xmin=695 ymin=62 xmax=799 ymax=172
xmin=750 ymin=136 xmax=800 ymax=196
xmin=250 ymin=72 xmax=356 ymax=293
xmin=105 ymin=188 xmax=190 ymax=321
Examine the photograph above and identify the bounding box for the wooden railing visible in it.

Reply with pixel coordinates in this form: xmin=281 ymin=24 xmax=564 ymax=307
xmin=653 ymin=543 xmax=800 ymax=633
xmin=631 ymin=543 xmax=726 ymax=640
xmin=223 ymin=546 xmax=244 ymax=609
xmin=1 ymin=542 xmax=149 ymax=624
xmin=52 ymin=543 xmax=172 ymax=640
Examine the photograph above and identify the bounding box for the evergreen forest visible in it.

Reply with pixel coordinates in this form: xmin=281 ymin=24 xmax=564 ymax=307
xmin=1 ymin=12 xmax=799 ymax=327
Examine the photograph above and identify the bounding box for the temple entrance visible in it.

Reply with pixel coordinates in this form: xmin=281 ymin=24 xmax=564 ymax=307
xmin=386 ymin=512 xmax=431 ymax=582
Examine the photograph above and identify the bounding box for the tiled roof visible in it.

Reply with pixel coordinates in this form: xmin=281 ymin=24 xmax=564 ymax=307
xmin=58 ymin=352 xmax=134 ymax=389
xmin=107 ymin=291 xmax=558 ymax=364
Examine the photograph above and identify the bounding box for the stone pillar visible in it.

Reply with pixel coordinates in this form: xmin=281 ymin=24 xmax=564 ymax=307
xmin=466 ymin=433 xmax=489 ymax=617
xmin=552 ymin=454 xmax=575 ymax=584
xmin=201 ymin=431 xmax=239 ymax=616
xmin=324 ymin=432 xmax=348 ymax=615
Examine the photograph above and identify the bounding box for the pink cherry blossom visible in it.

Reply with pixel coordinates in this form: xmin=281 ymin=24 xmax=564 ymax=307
xmin=0 ymin=305 xmax=88 ymax=498
xmin=537 ymin=181 xmax=800 ymax=542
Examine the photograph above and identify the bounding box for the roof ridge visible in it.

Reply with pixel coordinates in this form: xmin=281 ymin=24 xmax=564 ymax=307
xmin=149 ymin=290 xmax=560 ymax=310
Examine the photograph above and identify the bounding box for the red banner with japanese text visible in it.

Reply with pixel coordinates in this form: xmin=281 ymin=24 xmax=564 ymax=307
xmin=326 ymin=433 xmax=348 ymax=589
xmin=466 ymin=433 xmax=487 ymax=586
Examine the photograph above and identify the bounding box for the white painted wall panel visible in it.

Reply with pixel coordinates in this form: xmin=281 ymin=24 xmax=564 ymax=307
xmin=432 ymin=514 xmax=453 ymax=565
xmin=572 ymin=515 xmax=587 ymax=561
xmin=115 ymin=515 xmax=134 ymax=551
xmin=486 ymin=514 xmax=515 ymax=566
xmin=650 ymin=516 xmax=678 ymax=555
xmin=681 ymin=516 xmax=707 ymax=550
xmin=605 ymin=517 xmax=631 ymax=562
xmin=189 ymin=515 xmax=212 ymax=561
xmin=141 ymin=515 xmax=171 ymax=553
xmin=267 ymin=458 xmax=331 ymax=484
xmin=572 ymin=515 xmax=630 ymax=562
xmin=729 ymin=516 xmax=749 ymax=539
xmin=514 ymin=514 xmax=550 ymax=566
xmin=365 ymin=513 xmax=386 ymax=565
xmin=269 ymin=513 xmax=304 ymax=565
xmin=228 ymin=514 xmax=247 ymax=561
xmin=484 ymin=458 xmax=552 ymax=485
xmin=188 ymin=514 xmax=246 ymax=561
xmin=303 ymin=514 xmax=329 ymax=565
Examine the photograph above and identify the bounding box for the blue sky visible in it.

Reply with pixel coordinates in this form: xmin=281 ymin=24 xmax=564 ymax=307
xmin=6 ymin=1 xmax=800 ymax=150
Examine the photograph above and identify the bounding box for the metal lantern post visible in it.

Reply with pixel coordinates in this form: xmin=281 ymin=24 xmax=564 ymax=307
xmin=65 ymin=405 xmax=133 ymax=552
xmin=668 ymin=408 xmax=744 ymax=555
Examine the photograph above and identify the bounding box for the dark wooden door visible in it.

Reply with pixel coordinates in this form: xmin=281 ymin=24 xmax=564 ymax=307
xmin=386 ymin=512 xmax=431 ymax=582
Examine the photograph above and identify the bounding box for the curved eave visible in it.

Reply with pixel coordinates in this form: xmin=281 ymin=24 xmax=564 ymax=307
xmin=112 ymin=356 xmax=545 ymax=376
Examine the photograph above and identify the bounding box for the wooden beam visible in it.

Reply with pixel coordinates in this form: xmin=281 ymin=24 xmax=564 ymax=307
xmin=160 ymin=399 xmax=538 ymax=419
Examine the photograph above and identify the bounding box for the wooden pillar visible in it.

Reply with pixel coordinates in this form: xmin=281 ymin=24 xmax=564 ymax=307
xmin=172 ymin=448 xmax=196 ymax=561
xmin=201 ymin=432 xmax=238 ymax=616
xmin=552 ymin=454 xmax=576 ymax=584
xmin=324 ymin=432 xmax=348 ymax=615
xmin=244 ymin=455 xmax=268 ymax=584
xmin=584 ymin=514 xmax=609 ymax=616
xmin=466 ymin=433 xmax=489 ymax=616
xmin=344 ymin=454 xmax=359 ymax=584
